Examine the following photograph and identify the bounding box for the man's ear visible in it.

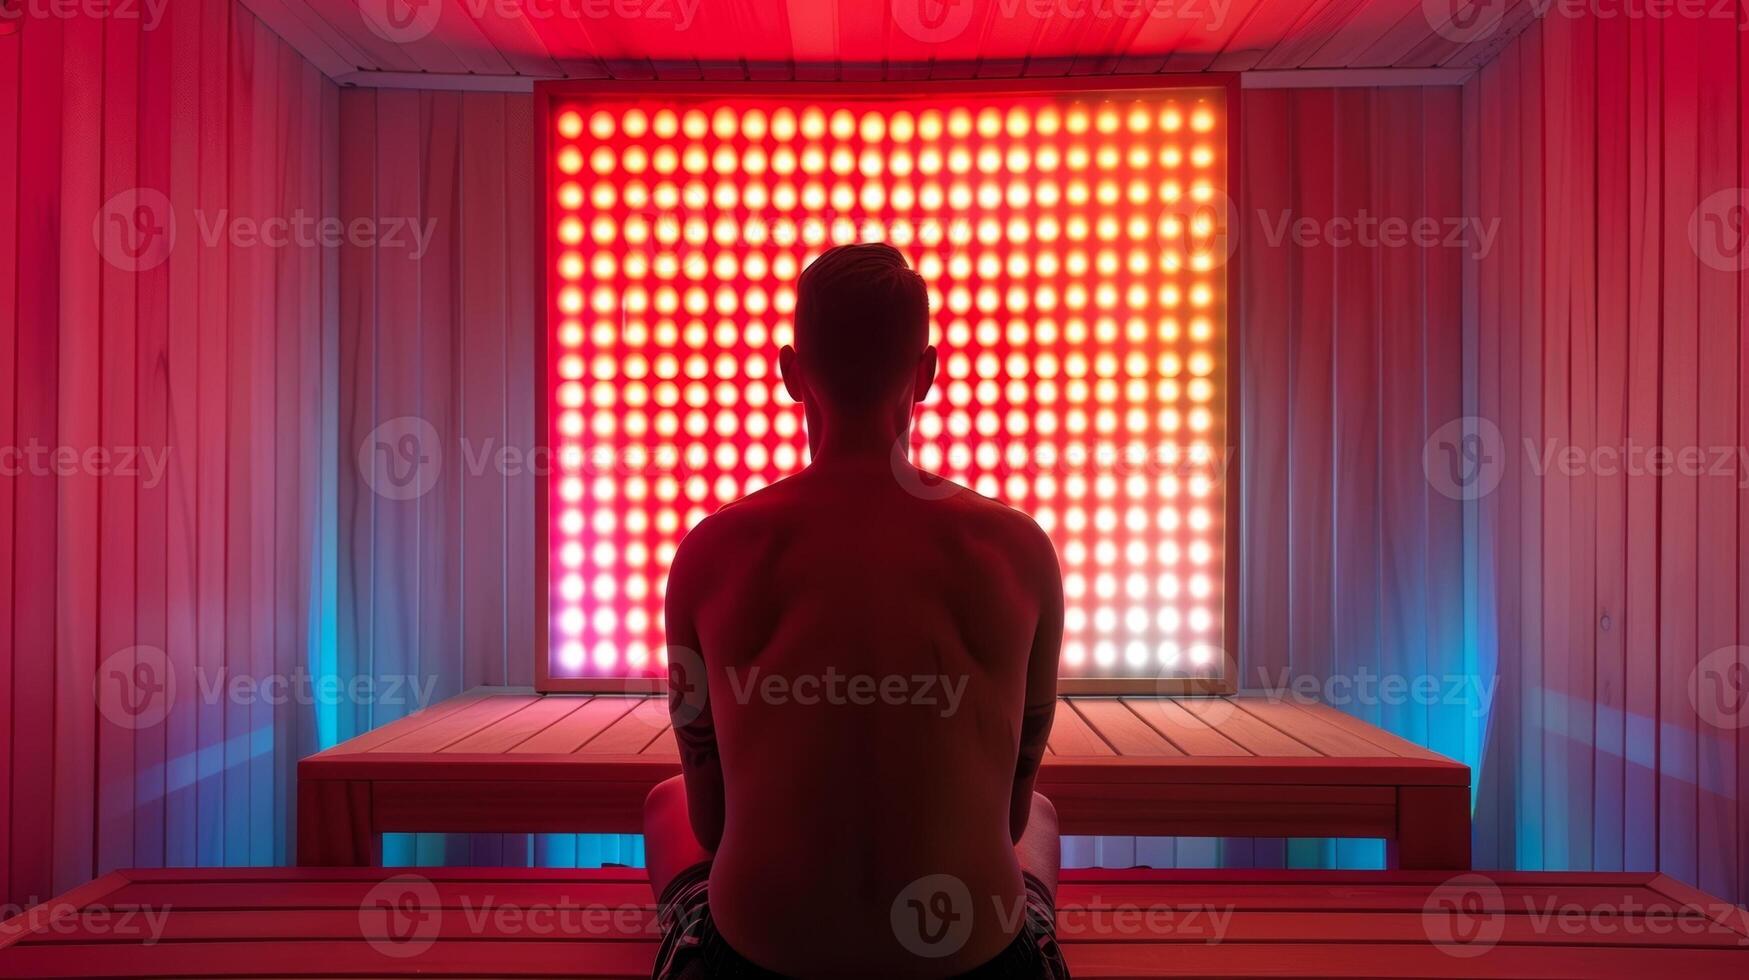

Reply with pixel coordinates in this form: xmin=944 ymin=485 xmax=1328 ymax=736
xmin=778 ymin=344 xmax=807 ymax=404
xmin=912 ymin=345 xmax=938 ymax=404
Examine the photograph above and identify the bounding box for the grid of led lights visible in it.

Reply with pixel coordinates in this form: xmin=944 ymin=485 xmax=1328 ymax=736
xmin=546 ymin=89 xmax=1228 ymax=685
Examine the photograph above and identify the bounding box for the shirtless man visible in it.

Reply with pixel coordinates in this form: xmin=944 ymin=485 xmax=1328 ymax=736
xmin=643 ymin=243 xmax=1069 ymax=979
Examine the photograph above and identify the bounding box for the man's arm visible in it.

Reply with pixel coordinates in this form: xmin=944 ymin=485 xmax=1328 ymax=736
xmin=1011 ymin=519 xmax=1064 ymax=843
xmin=664 ymin=529 xmax=726 ymax=851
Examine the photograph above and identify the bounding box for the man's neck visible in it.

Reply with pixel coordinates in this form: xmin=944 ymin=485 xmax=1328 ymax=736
xmin=805 ymin=411 xmax=911 ymax=469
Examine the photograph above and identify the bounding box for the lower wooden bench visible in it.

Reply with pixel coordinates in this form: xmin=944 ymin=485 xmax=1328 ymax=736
xmin=298 ymin=689 xmax=1473 ymax=870
xmin=2 ymin=868 xmax=1742 ymax=977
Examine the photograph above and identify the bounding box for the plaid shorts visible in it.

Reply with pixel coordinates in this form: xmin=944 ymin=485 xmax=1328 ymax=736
xmin=651 ymin=864 xmax=1070 ymax=979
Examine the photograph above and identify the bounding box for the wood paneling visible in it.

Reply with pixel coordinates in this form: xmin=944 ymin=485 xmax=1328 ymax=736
xmin=332 ymin=84 xmax=1470 ymax=872
xmin=1467 ymin=9 xmax=1747 ymax=908
xmin=242 ymin=0 xmax=1537 ymax=84
xmin=27 ymin=1 xmax=1740 ymax=910
xmin=0 ymin=2 xmax=337 ymax=910
xmin=1235 ymin=84 xmax=1472 ymax=869
xmin=333 ymin=86 xmax=554 ymax=868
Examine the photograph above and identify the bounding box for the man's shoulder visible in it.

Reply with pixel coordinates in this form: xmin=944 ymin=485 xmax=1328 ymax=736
xmin=671 ymin=478 xmax=795 ymax=557
xmin=924 ymin=481 xmax=1059 ymax=573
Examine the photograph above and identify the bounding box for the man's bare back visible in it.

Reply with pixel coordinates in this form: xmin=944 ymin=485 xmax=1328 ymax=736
xmin=643 ymin=243 xmax=1066 ymax=980
xmin=662 ymin=458 xmax=1062 ymax=977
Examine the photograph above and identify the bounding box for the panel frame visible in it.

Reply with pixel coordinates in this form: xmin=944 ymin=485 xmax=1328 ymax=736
xmin=530 ymin=76 xmax=1244 ymax=696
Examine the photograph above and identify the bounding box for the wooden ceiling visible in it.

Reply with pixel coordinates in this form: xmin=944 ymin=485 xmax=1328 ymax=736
xmin=241 ymin=0 xmax=1538 ymax=89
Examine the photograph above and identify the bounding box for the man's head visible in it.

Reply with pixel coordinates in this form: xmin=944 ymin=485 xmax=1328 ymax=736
xmin=779 ymin=243 xmax=936 ymax=427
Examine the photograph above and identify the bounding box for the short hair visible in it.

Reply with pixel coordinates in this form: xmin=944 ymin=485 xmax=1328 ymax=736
xmin=793 ymin=243 xmax=929 ymax=410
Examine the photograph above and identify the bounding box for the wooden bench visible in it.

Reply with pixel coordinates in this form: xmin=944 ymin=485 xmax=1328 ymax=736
xmin=3 ymin=867 xmax=1742 ymax=977
xmin=298 ymin=689 xmax=1472 ymax=870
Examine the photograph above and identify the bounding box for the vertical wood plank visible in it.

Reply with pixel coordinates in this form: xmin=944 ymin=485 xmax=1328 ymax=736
xmin=132 ymin=0 xmax=173 ymax=875
xmin=248 ymin=12 xmax=281 ymax=869
xmin=1332 ymin=88 xmax=1384 ymax=870
xmin=55 ymin=4 xmax=104 ymax=895
xmin=221 ymin=6 xmax=259 ymax=868
xmin=161 ymin=0 xmax=202 ymax=872
xmin=1738 ymin=0 xmax=1749 ymax=912
xmin=420 ymin=90 xmax=465 ymax=711
xmin=1470 ymin=61 xmax=1507 ymax=868
xmin=504 ymin=93 xmax=538 ymax=687
xmin=269 ymin=40 xmax=300 ymax=865
xmin=1376 ymin=86 xmax=1429 ymax=751
xmin=417 ymin=90 xmax=469 ymax=867
xmin=11 ymin=5 xmax=64 ymax=906
xmin=1287 ymin=88 xmax=1337 ymax=869
xmin=372 ymin=87 xmax=427 ymax=865
xmin=1516 ymin=24 xmax=1547 ymax=872
xmin=1591 ymin=4 xmax=1630 ymax=875
xmin=1553 ymin=6 xmax=1599 ymax=872
xmin=1239 ymin=88 xmax=1292 ymax=696
xmin=1692 ymin=10 xmax=1739 ymax=902
xmin=1537 ymin=10 xmax=1575 ymax=872
xmin=1657 ymin=7 xmax=1701 ymax=886
xmin=460 ymin=93 xmax=510 ymax=693
xmin=96 ymin=5 xmax=143 ymax=879
xmin=1621 ymin=9 xmax=1663 ymax=874
xmin=194 ymin=0 xmax=233 ymax=870
xmin=336 ymin=89 xmax=377 ymax=748
xmin=0 ymin=8 xmax=19 ymax=906
xmin=1421 ymin=86 xmax=1468 ymax=772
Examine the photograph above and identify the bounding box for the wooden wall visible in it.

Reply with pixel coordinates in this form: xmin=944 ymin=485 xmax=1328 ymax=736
xmin=332 ymin=88 xmax=644 ymax=870
xmin=1467 ymin=9 xmax=1748 ymax=907
xmin=331 ymin=84 xmax=1473 ymax=873
xmin=1227 ymin=85 xmax=1472 ymax=870
xmin=31 ymin=8 xmax=1707 ymax=904
xmin=0 ymin=2 xmax=337 ymax=910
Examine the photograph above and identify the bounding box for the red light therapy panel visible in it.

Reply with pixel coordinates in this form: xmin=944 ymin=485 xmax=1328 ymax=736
xmin=545 ymin=88 xmax=1229 ymax=688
